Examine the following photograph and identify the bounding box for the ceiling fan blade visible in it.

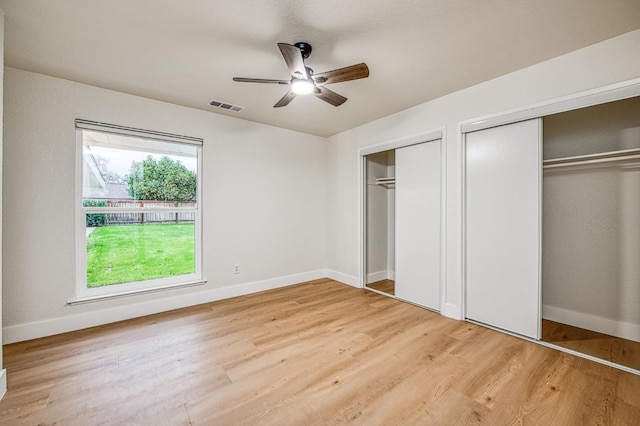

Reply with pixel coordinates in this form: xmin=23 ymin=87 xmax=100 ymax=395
xmin=233 ymin=77 xmax=290 ymax=84
xmin=274 ymin=90 xmax=296 ymax=108
xmin=314 ymin=86 xmax=347 ymax=107
xmin=278 ymin=43 xmax=309 ymax=80
xmin=314 ymin=63 xmax=369 ymax=85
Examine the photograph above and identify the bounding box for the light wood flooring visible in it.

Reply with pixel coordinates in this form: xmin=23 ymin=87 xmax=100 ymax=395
xmin=542 ymin=319 xmax=640 ymax=372
xmin=1 ymin=278 xmax=639 ymax=425
xmin=365 ymin=279 xmax=395 ymax=295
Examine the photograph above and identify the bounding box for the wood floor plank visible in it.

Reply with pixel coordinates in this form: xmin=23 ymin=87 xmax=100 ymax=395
xmin=1 ymin=279 xmax=638 ymax=425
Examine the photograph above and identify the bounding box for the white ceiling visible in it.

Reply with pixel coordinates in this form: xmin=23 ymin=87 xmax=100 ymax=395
xmin=1 ymin=0 xmax=640 ymax=137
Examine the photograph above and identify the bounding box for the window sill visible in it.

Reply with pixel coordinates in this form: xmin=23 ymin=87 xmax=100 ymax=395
xmin=67 ymin=279 xmax=208 ymax=305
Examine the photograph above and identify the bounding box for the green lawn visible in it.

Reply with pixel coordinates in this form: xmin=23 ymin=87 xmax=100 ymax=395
xmin=86 ymin=223 xmax=195 ymax=287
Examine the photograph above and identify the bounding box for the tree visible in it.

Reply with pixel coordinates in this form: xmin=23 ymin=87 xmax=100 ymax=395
xmin=94 ymin=155 xmax=124 ymax=183
xmin=126 ymin=156 xmax=196 ymax=202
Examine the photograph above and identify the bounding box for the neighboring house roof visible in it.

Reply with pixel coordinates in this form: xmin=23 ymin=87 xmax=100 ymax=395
xmin=84 ymin=183 xmax=133 ymax=200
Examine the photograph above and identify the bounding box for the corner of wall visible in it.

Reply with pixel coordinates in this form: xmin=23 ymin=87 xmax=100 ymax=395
xmin=326 ymin=269 xmax=360 ymax=288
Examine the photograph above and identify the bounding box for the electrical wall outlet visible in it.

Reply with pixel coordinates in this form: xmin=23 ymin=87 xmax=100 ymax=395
xmin=233 ymin=264 xmax=240 ymax=274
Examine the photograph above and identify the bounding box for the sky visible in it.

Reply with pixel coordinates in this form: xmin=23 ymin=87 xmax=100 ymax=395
xmin=88 ymin=145 xmax=198 ymax=179
xmin=83 ymin=129 xmax=198 ymax=180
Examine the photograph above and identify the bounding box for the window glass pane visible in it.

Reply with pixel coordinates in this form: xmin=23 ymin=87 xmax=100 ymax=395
xmin=79 ymin=126 xmax=200 ymax=293
xmin=85 ymin=221 xmax=195 ymax=287
xmin=82 ymin=131 xmax=197 ymax=204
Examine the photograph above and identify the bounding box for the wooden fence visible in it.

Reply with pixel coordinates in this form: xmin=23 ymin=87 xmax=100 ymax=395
xmin=105 ymin=200 xmax=196 ymax=224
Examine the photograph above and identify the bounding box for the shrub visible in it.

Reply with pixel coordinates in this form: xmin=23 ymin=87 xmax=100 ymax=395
xmin=83 ymin=199 xmax=107 ymax=227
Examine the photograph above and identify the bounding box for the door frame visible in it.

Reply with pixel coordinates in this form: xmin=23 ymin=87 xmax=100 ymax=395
xmin=357 ymin=129 xmax=445 ymax=306
xmin=460 ymin=77 xmax=640 ymax=336
xmin=461 ymin=77 xmax=640 ymax=134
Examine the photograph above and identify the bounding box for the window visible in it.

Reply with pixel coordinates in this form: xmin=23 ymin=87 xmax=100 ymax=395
xmin=76 ymin=120 xmax=203 ymax=300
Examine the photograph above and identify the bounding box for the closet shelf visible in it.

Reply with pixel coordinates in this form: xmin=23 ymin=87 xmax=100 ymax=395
xmin=543 ymin=148 xmax=640 ymax=169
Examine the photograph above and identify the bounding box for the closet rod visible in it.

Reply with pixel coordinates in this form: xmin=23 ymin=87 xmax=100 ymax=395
xmin=375 ymin=177 xmax=396 ymax=187
xmin=543 ymin=148 xmax=640 ymax=169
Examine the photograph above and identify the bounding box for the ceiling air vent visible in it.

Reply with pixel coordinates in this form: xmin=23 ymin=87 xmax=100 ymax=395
xmin=209 ymin=99 xmax=244 ymax=112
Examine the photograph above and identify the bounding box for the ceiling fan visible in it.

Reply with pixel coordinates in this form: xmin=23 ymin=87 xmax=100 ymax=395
xmin=233 ymin=42 xmax=369 ymax=108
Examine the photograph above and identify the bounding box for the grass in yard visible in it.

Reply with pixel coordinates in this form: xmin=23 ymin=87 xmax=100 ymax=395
xmin=86 ymin=223 xmax=195 ymax=287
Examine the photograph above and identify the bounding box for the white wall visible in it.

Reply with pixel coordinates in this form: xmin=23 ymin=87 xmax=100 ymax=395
xmin=326 ymin=29 xmax=640 ymax=319
xmin=386 ymin=151 xmax=395 ymax=279
xmin=365 ymin=152 xmax=389 ymax=282
xmin=543 ymin=166 xmax=640 ymax=341
xmin=2 ymin=68 xmax=328 ymax=342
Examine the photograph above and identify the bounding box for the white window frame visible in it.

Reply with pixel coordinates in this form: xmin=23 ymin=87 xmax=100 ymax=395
xmin=73 ymin=120 xmax=204 ymax=302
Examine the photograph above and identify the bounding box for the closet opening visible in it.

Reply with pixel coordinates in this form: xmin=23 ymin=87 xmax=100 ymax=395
xmin=360 ymin=134 xmax=443 ymax=311
xmin=364 ymin=150 xmax=396 ymax=296
xmin=463 ymin=82 xmax=640 ymax=374
xmin=541 ymin=95 xmax=640 ymax=371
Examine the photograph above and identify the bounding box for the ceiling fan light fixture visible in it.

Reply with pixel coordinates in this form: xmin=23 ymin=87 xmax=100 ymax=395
xmin=291 ymin=79 xmax=315 ymax=95
xmin=232 ymin=42 xmax=369 ymax=108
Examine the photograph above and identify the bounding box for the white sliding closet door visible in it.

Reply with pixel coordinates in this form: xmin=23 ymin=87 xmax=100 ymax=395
xmin=395 ymin=140 xmax=441 ymax=310
xmin=465 ymin=119 xmax=541 ymax=339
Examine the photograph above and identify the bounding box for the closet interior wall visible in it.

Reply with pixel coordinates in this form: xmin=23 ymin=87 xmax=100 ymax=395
xmin=365 ymin=150 xmax=395 ymax=287
xmin=542 ymin=96 xmax=640 ymax=343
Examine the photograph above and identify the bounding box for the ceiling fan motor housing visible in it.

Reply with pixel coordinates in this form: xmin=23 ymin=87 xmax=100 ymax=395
xmin=294 ymin=42 xmax=312 ymax=59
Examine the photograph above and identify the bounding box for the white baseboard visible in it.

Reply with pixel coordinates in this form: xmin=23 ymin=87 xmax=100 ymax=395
xmin=326 ymin=269 xmax=360 ymax=288
xmin=387 ymin=270 xmax=395 ymax=281
xmin=3 ymin=269 xmax=327 ymax=344
xmin=543 ymin=304 xmax=640 ymax=343
xmin=366 ymin=270 xmax=388 ymax=284
xmin=0 ymin=369 xmax=6 ymax=401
